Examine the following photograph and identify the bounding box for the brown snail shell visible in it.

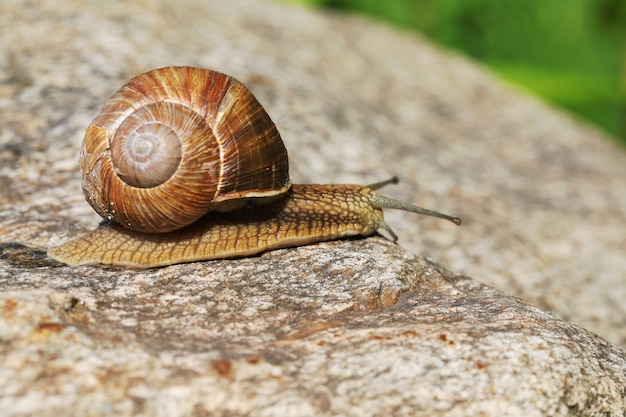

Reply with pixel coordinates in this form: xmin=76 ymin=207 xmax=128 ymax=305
xmin=81 ymin=66 xmax=290 ymax=233
xmin=48 ymin=66 xmax=461 ymax=268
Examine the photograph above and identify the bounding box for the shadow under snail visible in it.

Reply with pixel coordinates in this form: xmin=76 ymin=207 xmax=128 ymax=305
xmin=47 ymin=66 xmax=461 ymax=268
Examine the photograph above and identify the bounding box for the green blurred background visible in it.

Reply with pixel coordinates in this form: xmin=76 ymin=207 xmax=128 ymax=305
xmin=282 ymin=0 xmax=626 ymax=145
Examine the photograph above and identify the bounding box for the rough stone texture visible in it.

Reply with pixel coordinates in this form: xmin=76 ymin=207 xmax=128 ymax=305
xmin=1 ymin=0 xmax=625 ymax=348
xmin=2 ymin=239 xmax=626 ymax=416
xmin=1 ymin=0 xmax=625 ymax=415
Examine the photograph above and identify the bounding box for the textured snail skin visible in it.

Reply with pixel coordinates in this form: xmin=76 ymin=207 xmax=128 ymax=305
xmin=48 ymin=184 xmax=392 ymax=268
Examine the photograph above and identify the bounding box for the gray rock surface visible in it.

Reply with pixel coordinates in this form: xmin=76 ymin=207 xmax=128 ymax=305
xmin=2 ymin=239 xmax=626 ymax=416
xmin=1 ymin=0 xmax=625 ymax=415
xmin=1 ymin=0 xmax=625 ymax=347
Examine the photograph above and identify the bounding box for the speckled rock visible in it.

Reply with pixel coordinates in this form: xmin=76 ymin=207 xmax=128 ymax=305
xmin=1 ymin=0 xmax=625 ymax=347
xmin=1 ymin=0 xmax=626 ymax=415
xmin=2 ymin=239 xmax=626 ymax=416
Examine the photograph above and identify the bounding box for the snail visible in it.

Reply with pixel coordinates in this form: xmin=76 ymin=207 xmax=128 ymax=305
xmin=47 ymin=66 xmax=461 ymax=268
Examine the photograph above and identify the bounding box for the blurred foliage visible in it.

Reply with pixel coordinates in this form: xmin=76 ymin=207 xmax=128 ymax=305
xmin=282 ymin=0 xmax=626 ymax=143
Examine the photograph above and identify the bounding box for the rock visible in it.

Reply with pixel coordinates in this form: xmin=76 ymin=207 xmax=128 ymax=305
xmin=1 ymin=0 xmax=625 ymax=347
xmin=1 ymin=0 xmax=625 ymax=415
xmin=1 ymin=239 xmax=625 ymax=416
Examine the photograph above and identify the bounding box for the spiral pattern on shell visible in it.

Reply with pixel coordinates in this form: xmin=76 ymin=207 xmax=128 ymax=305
xmin=80 ymin=66 xmax=291 ymax=233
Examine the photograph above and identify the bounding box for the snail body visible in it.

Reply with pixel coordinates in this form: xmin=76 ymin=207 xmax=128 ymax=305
xmin=48 ymin=67 xmax=460 ymax=268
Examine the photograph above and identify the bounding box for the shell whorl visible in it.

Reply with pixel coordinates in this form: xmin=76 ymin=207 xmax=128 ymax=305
xmin=81 ymin=67 xmax=291 ymax=233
